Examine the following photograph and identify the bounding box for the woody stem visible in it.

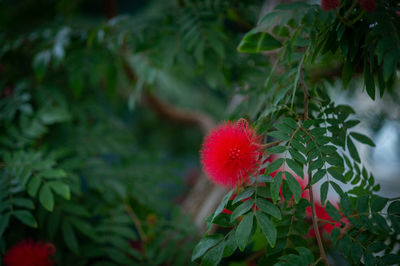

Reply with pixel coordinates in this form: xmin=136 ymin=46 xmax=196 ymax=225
xmin=302 ymin=73 xmax=329 ymax=265
xmin=308 ymin=171 xmax=329 ymax=266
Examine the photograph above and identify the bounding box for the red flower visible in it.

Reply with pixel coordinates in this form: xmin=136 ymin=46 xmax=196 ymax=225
xmin=359 ymin=0 xmax=376 ymax=12
xmin=306 ymin=202 xmax=349 ymax=237
xmin=321 ymin=0 xmax=340 ymax=11
xmin=200 ymin=120 xmax=263 ymax=188
xmin=3 ymin=240 xmax=55 ymax=266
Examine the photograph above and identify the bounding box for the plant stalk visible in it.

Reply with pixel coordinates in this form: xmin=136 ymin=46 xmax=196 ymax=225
xmin=308 ymin=171 xmax=329 ymax=266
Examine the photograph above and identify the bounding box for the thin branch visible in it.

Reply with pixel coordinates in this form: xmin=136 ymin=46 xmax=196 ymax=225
xmin=125 ymin=203 xmax=147 ymax=243
xmin=344 ymin=0 xmax=359 ymax=20
xmin=120 ymin=56 xmax=215 ymax=134
xmin=260 ymin=140 xmax=283 ymax=150
xmin=300 ymin=68 xmax=310 ymax=120
xmin=308 ymin=171 xmax=329 ymax=266
xmin=312 ymin=257 xmax=322 ymax=266
xmin=303 ymin=74 xmax=328 ymax=265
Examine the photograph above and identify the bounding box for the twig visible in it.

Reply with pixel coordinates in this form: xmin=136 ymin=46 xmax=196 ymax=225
xmin=125 ymin=203 xmax=147 ymax=242
xmin=299 ymin=69 xmax=310 ymax=120
xmin=260 ymin=140 xmax=283 ymax=150
xmin=308 ymin=171 xmax=329 ymax=266
xmin=344 ymin=0 xmax=359 ymax=20
xmin=335 ymin=10 xmax=352 ymax=28
xmin=120 ymin=56 xmax=215 ymax=134
xmin=303 ymin=73 xmax=329 ymax=265
xmin=312 ymin=257 xmax=322 ymax=266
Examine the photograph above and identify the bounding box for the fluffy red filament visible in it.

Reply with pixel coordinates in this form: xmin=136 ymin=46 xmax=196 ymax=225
xmin=321 ymin=0 xmax=340 ymax=11
xmin=200 ymin=120 xmax=263 ymax=188
xmin=3 ymin=240 xmax=55 ymax=266
xmin=359 ymin=0 xmax=376 ymax=13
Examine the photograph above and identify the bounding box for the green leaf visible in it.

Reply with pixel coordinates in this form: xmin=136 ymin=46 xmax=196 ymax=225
xmin=192 ymin=234 xmax=223 ymax=261
xmin=309 ymin=157 xmax=323 ymax=172
xmin=289 ymin=149 xmax=306 ymax=164
xmin=347 ymin=136 xmax=360 ymax=163
xmin=326 ymin=201 xmax=341 ymax=221
xmin=371 ymin=196 xmax=388 ymax=212
xmin=48 ymin=181 xmax=70 ymax=200
xmin=312 ymin=169 xmax=326 ymax=185
xmin=340 ymin=194 xmax=353 ymax=216
xmin=235 ymin=213 xmax=254 ymax=251
xmin=271 ymin=171 xmax=283 ymax=203
xmin=330 ymin=181 xmax=344 ymax=197
xmin=268 ymin=131 xmax=290 ymax=141
xmin=364 ymin=63 xmax=375 ymax=100
xmin=13 ymin=210 xmax=37 ymax=228
xmin=237 ymin=32 xmax=282 ymax=54
xmin=69 ymin=217 xmax=97 ymax=239
xmin=231 ymin=199 xmax=254 ymax=222
xmin=320 ymin=182 xmax=329 ymax=205
xmin=39 ymin=169 xmax=67 ymax=179
xmin=310 ymin=127 xmax=326 ymax=136
xmin=257 ymin=198 xmax=281 ymax=219
xmin=213 ymin=190 xmax=233 ymax=220
xmin=267 ymin=145 xmax=286 ymax=154
xmin=373 ymin=214 xmax=391 ymax=233
xmin=275 ymin=123 xmax=294 ymax=135
xmin=320 ymin=145 xmax=337 ymax=154
xmin=285 ymin=171 xmax=301 ymax=203
xmin=40 ymin=107 xmax=71 ymax=124
xmin=382 ymin=254 xmax=400 ymax=265
xmin=303 ymin=120 xmax=314 ymax=129
xmin=342 ymin=60 xmax=355 ymax=89
xmin=62 ymin=203 xmax=90 ymax=217
xmin=32 ymin=50 xmax=51 ymax=81
xmin=222 ymin=230 xmax=237 ymax=257
xmin=286 ymin=158 xmax=303 ymax=178
xmin=295 ymin=247 xmax=314 ymax=264
xmin=330 ymin=227 xmax=340 ymax=244
xmin=350 ymin=243 xmax=363 ymax=263
xmin=39 ymin=184 xmax=54 ymax=211
xmin=232 ymin=188 xmax=255 ymax=204
xmin=383 ymin=49 xmax=399 ymax=81
xmin=328 ymin=167 xmax=345 ymax=183
xmin=357 ymin=195 xmax=369 ymax=213
xmin=282 ymin=118 xmax=298 ymax=129
xmin=27 ymin=176 xmax=41 ymax=197
xmin=256 ymin=212 xmax=277 ymax=247
xmin=201 ymin=241 xmax=225 ymax=266
xmin=266 ymin=158 xmax=284 ymax=175
xmin=349 ymin=132 xmax=375 ymax=147
xmin=0 ymin=213 xmax=10 ymax=237
xmin=13 ymin=198 xmax=35 ymax=209
xmin=62 ymin=221 xmax=79 ymax=254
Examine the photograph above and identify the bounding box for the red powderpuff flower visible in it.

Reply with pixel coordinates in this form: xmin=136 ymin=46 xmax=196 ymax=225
xmin=321 ymin=0 xmax=340 ymax=11
xmin=200 ymin=120 xmax=263 ymax=188
xmin=306 ymin=202 xmax=349 ymax=237
xmin=3 ymin=240 xmax=55 ymax=266
xmin=359 ymin=0 xmax=376 ymax=13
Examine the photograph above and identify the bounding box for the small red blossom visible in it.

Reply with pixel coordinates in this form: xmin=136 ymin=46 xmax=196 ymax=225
xmin=306 ymin=202 xmax=349 ymax=237
xmin=359 ymin=0 xmax=376 ymax=13
xmin=200 ymin=120 xmax=263 ymax=188
xmin=3 ymin=240 xmax=55 ymax=266
xmin=321 ymin=0 xmax=340 ymax=11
